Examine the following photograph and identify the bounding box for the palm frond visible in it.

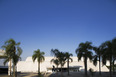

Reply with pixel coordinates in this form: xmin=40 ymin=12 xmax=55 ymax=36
xmin=76 ymin=41 xmax=93 ymax=62
xmin=51 ymin=49 xmax=60 ymax=57
xmin=39 ymin=56 xmax=45 ymax=62
xmin=32 ymin=49 xmax=45 ymax=63
xmin=2 ymin=38 xmax=22 ymax=70
xmin=32 ymin=54 xmax=37 ymax=62
xmin=102 ymin=54 xmax=107 ymax=66
xmin=78 ymin=52 xmax=83 ymax=61
xmin=17 ymin=47 xmax=22 ymax=56
xmin=93 ymin=55 xmax=98 ymax=66
xmin=13 ymin=54 xmax=20 ymax=65
xmin=87 ymin=51 xmax=93 ymax=60
xmin=69 ymin=58 xmax=73 ymax=62
xmin=16 ymin=42 xmax=20 ymax=46
xmin=51 ymin=59 xmax=60 ymax=66
xmin=3 ymin=58 xmax=9 ymax=66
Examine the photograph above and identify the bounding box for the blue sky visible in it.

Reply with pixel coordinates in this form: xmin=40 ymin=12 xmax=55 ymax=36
xmin=0 ymin=0 xmax=116 ymax=60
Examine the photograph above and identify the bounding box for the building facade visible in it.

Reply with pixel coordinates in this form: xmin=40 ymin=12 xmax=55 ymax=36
xmin=0 ymin=49 xmax=109 ymax=74
xmin=17 ymin=57 xmax=109 ymax=73
xmin=0 ymin=49 xmax=8 ymax=74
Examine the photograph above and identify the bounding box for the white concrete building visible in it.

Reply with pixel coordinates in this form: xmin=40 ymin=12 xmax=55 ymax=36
xmin=0 ymin=49 xmax=7 ymax=66
xmin=17 ymin=56 xmax=109 ymax=73
xmin=0 ymin=49 xmax=8 ymax=74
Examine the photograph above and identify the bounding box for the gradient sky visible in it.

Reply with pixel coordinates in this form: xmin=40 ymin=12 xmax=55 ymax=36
xmin=0 ymin=0 xmax=116 ymax=60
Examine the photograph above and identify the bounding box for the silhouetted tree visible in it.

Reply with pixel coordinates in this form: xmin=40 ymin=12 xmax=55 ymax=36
xmin=93 ymin=45 xmax=103 ymax=75
xmin=51 ymin=49 xmax=66 ymax=77
xmin=112 ymin=38 xmax=116 ymax=74
xmin=51 ymin=58 xmax=60 ymax=72
xmin=102 ymin=38 xmax=116 ymax=77
xmin=76 ymin=41 xmax=93 ymax=76
xmin=65 ymin=52 xmax=73 ymax=75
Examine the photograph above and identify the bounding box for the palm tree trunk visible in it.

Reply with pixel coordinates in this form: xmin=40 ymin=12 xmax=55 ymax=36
xmin=113 ymin=59 xmax=115 ymax=74
xmin=67 ymin=59 xmax=69 ymax=75
xmin=61 ymin=65 xmax=63 ymax=77
xmin=9 ymin=58 xmax=11 ymax=76
xmin=99 ymin=56 xmax=101 ymax=75
xmin=38 ymin=62 xmax=40 ymax=75
xmin=110 ymin=56 xmax=112 ymax=77
xmin=84 ymin=58 xmax=87 ymax=76
xmin=16 ymin=66 xmax=17 ymax=77
xmin=57 ymin=65 xmax=58 ymax=72
xmin=56 ymin=65 xmax=58 ymax=77
xmin=13 ymin=64 xmax=15 ymax=77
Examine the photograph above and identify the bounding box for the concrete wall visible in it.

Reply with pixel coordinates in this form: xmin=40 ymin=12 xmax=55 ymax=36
xmin=17 ymin=57 xmax=109 ymax=73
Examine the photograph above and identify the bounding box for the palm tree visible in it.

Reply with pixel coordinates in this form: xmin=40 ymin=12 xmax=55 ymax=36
xmin=112 ymin=38 xmax=116 ymax=74
xmin=2 ymin=39 xmax=22 ymax=77
xmin=65 ymin=52 xmax=73 ymax=76
xmin=51 ymin=58 xmax=60 ymax=72
xmin=101 ymin=38 xmax=116 ymax=77
xmin=112 ymin=55 xmax=116 ymax=74
xmin=32 ymin=49 xmax=45 ymax=75
xmin=75 ymin=41 xmax=93 ymax=76
xmin=12 ymin=52 xmax=22 ymax=77
xmin=51 ymin=49 xmax=66 ymax=76
xmin=57 ymin=52 xmax=66 ymax=76
xmin=101 ymin=41 xmax=113 ymax=77
xmin=93 ymin=46 xmax=103 ymax=75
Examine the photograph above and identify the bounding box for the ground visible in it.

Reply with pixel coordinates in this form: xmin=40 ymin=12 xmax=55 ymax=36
xmin=0 ymin=72 xmax=116 ymax=77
